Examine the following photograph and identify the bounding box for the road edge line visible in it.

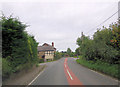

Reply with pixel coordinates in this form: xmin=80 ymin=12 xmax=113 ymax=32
xmin=89 ymin=69 xmax=119 ymax=82
xmin=28 ymin=67 xmax=45 ymax=85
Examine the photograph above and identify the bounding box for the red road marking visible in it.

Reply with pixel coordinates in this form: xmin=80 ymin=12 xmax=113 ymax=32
xmin=64 ymin=58 xmax=84 ymax=86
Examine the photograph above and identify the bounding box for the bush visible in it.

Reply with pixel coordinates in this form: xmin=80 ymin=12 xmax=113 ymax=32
xmin=76 ymin=23 xmax=120 ymax=64
xmin=39 ymin=58 xmax=44 ymax=63
xmin=54 ymin=51 xmax=62 ymax=60
xmin=2 ymin=59 xmax=12 ymax=78
xmin=1 ymin=16 xmax=38 ymax=79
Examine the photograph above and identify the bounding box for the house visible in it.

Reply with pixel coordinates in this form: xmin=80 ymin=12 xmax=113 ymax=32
xmin=37 ymin=42 xmax=56 ymax=61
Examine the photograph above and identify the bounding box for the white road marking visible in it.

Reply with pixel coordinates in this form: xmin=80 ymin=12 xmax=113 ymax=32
xmin=28 ymin=68 xmax=45 ymax=85
xmin=67 ymin=69 xmax=73 ymax=80
xmin=65 ymin=64 xmax=66 ymax=68
xmin=90 ymin=69 xmax=119 ymax=82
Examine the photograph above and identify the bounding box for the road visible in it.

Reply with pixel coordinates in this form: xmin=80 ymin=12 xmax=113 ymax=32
xmin=31 ymin=57 xmax=119 ymax=86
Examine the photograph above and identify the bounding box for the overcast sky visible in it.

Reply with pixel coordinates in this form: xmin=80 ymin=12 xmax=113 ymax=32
xmin=1 ymin=0 xmax=119 ymax=51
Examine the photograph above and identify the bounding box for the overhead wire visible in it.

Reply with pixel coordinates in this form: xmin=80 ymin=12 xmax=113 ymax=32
xmin=85 ymin=8 xmax=120 ymax=35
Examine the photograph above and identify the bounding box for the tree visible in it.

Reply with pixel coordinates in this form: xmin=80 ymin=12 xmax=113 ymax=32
xmin=75 ymin=47 xmax=80 ymax=56
xmin=54 ymin=51 xmax=62 ymax=60
xmin=1 ymin=15 xmax=38 ymax=78
xmin=93 ymin=28 xmax=119 ymax=64
xmin=76 ymin=23 xmax=120 ymax=64
xmin=77 ymin=35 xmax=94 ymax=60
xmin=2 ymin=16 xmax=27 ymax=58
xmin=67 ymin=48 xmax=72 ymax=57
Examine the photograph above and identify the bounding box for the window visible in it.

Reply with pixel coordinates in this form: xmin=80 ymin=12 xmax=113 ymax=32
xmin=48 ymin=51 xmax=49 ymax=55
xmin=49 ymin=51 xmax=51 ymax=55
xmin=45 ymin=51 xmax=48 ymax=55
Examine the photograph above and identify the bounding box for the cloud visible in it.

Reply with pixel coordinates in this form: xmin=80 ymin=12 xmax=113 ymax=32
xmin=1 ymin=0 xmax=119 ymax=51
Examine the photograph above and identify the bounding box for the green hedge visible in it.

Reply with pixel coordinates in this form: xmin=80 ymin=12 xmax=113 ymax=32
xmin=1 ymin=16 xmax=38 ymax=79
xmin=2 ymin=58 xmax=12 ymax=78
xmin=39 ymin=58 xmax=44 ymax=63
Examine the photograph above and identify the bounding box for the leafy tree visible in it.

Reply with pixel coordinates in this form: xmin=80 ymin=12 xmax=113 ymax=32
xmin=75 ymin=47 xmax=80 ymax=55
xmin=61 ymin=51 xmax=67 ymax=57
xmin=2 ymin=16 xmax=27 ymax=58
xmin=77 ymin=35 xmax=95 ymax=60
xmin=76 ymin=22 xmax=120 ymax=64
xmin=67 ymin=48 xmax=73 ymax=57
xmin=110 ymin=23 xmax=120 ymax=50
xmin=1 ymin=15 xmax=38 ymax=78
xmin=54 ymin=51 xmax=62 ymax=60
xmin=93 ymin=28 xmax=119 ymax=64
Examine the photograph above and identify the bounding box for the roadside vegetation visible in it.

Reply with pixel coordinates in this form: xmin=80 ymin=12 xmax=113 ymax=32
xmin=75 ymin=20 xmax=120 ymax=79
xmin=54 ymin=48 xmax=75 ymax=60
xmin=54 ymin=51 xmax=66 ymax=60
xmin=76 ymin=56 xmax=118 ymax=79
xmin=1 ymin=16 xmax=39 ymax=80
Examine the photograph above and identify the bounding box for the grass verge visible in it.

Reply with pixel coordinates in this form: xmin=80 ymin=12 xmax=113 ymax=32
xmin=76 ymin=58 xmax=119 ymax=80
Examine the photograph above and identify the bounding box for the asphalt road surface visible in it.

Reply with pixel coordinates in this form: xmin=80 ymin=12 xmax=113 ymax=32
xmin=31 ymin=57 xmax=119 ymax=86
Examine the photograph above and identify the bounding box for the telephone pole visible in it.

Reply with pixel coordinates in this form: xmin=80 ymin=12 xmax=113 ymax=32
xmin=118 ymin=1 xmax=120 ymax=24
xmin=118 ymin=1 xmax=120 ymax=19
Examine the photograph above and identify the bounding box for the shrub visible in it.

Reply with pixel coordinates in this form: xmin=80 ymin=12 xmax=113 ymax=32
xmin=2 ymin=58 xmax=12 ymax=78
xmin=1 ymin=16 xmax=38 ymax=79
xmin=54 ymin=51 xmax=62 ymax=60
xmin=39 ymin=58 xmax=44 ymax=63
xmin=76 ymin=23 xmax=120 ymax=64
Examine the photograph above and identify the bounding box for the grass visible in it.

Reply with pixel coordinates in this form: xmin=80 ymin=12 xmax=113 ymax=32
xmin=46 ymin=58 xmax=62 ymax=63
xmin=74 ymin=56 xmax=81 ymax=58
xmin=45 ymin=60 xmax=55 ymax=63
xmin=76 ymin=58 xmax=119 ymax=79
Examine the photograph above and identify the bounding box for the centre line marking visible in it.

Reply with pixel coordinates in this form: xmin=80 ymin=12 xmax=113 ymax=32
xmin=64 ymin=58 xmax=83 ymax=85
xmin=65 ymin=64 xmax=66 ymax=68
xmin=67 ymin=69 xmax=73 ymax=80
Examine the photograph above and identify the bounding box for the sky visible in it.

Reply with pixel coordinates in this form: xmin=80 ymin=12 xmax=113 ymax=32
xmin=0 ymin=0 xmax=119 ymax=52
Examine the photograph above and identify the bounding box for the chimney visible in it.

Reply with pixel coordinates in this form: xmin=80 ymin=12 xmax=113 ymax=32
xmin=52 ymin=42 xmax=54 ymax=47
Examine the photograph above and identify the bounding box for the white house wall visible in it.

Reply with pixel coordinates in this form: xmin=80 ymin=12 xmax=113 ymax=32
xmin=45 ymin=51 xmax=54 ymax=60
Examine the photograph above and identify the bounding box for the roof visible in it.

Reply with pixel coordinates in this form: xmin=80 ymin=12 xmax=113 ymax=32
xmin=37 ymin=43 xmax=56 ymax=52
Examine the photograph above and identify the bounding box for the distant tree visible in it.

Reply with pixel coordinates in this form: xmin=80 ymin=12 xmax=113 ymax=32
xmin=67 ymin=48 xmax=72 ymax=57
xmin=54 ymin=51 xmax=62 ymax=60
xmin=61 ymin=51 xmax=67 ymax=57
xmin=67 ymin=48 xmax=71 ymax=53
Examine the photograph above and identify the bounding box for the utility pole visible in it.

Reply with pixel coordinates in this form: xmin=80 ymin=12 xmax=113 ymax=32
xmin=118 ymin=1 xmax=120 ymax=24
xmin=118 ymin=1 xmax=120 ymax=19
xmin=81 ymin=32 xmax=83 ymax=37
xmin=81 ymin=32 xmax=84 ymax=40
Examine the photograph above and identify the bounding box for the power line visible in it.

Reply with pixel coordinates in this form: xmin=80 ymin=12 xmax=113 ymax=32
xmin=85 ymin=8 xmax=120 ymax=35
